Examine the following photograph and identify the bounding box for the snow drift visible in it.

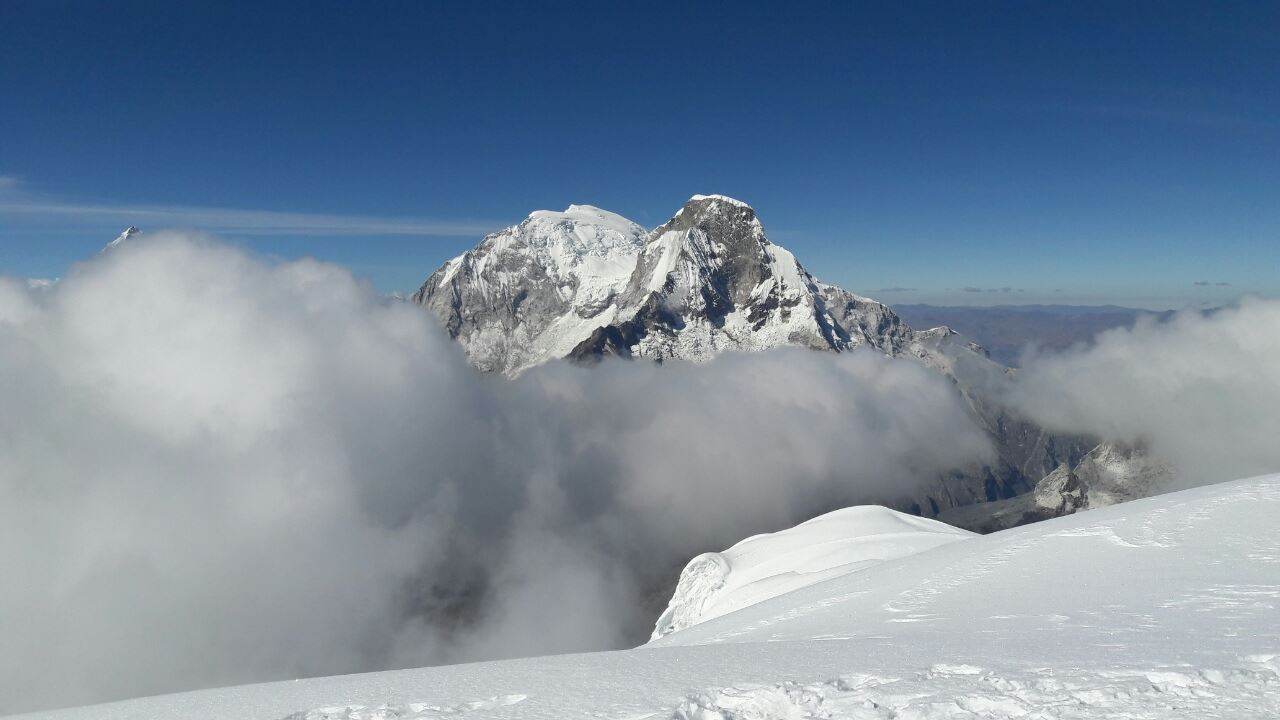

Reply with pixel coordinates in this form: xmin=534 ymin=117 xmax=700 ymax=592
xmin=651 ymin=506 xmax=973 ymax=639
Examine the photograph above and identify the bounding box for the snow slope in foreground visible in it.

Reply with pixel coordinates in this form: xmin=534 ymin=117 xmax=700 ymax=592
xmin=17 ymin=475 xmax=1280 ymax=720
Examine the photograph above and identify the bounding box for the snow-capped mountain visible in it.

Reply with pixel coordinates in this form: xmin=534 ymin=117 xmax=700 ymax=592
xmin=104 ymin=226 xmax=140 ymax=250
xmin=415 ymin=195 xmax=1094 ymax=519
xmin=415 ymin=195 xmax=968 ymax=376
xmin=414 ymin=204 xmax=648 ymax=374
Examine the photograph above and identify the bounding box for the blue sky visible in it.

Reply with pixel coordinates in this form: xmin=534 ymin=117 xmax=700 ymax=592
xmin=1 ymin=1 xmax=1276 ymax=308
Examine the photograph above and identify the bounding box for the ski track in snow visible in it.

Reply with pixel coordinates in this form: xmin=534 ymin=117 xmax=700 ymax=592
xmin=882 ymin=528 xmax=1047 ymax=618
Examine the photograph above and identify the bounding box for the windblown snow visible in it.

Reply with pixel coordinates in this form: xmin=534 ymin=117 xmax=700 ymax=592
xmin=22 ymin=474 xmax=1280 ymax=720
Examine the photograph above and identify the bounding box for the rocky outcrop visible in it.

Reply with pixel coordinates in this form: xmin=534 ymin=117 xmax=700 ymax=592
xmin=937 ymin=444 xmax=1173 ymax=533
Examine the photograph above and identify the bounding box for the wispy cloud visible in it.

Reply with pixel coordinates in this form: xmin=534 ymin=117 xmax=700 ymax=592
xmin=0 ymin=179 xmax=497 ymax=237
xmin=877 ymin=287 xmax=916 ymax=293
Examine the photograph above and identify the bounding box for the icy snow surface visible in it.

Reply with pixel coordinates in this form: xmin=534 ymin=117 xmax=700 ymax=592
xmin=18 ymin=475 xmax=1280 ymax=720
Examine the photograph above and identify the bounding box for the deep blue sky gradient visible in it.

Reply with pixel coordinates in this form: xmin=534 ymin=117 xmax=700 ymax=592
xmin=1 ymin=1 xmax=1276 ymax=307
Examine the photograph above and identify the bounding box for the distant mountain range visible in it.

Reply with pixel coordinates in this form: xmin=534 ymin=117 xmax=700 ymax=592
xmin=892 ymin=304 xmax=1175 ymax=367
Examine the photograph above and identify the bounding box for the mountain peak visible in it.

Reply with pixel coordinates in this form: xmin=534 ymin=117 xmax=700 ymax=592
xmin=523 ymin=205 xmax=645 ymax=245
xmin=687 ymin=194 xmax=752 ymax=209
xmin=663 ymin=195 xmax=765 ymax=248
xmin=104 ymin=226 xmax=140 ymax=251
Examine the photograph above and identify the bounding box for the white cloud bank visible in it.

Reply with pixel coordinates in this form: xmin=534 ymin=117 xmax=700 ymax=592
xmin=0 ymin=234 xmax=992 ymax=713
xmin=1009 ymin=297 xmax=1280 ymax=486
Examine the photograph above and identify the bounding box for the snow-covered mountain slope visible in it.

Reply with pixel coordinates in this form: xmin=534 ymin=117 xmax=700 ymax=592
xmin=413 ymin=206 xmax=647 ymax=374
xmin=415 ymin=195 xmax=967 ymax=377
xmin=24 ymin=475 xmax=1280 ymax=720
xmin=651 ymin=506 xmax=974 ymax=640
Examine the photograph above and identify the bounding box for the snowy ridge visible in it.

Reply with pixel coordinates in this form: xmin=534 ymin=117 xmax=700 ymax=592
xmin=23 ymin=474 xmax=1280 ymax=720
xmin=651 ymin=506 xmax=973 ymax=640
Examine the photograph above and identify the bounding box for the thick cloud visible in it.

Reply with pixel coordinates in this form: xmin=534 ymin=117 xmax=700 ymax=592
xmin=1009 ymin=297 xmax=1280 ymax=486
xmin=0 ymin=234 xmax=991 ymax=713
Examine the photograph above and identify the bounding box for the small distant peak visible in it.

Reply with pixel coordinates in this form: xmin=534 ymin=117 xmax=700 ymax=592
xmin=103 ymin=226 xmax=140 ymax=251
